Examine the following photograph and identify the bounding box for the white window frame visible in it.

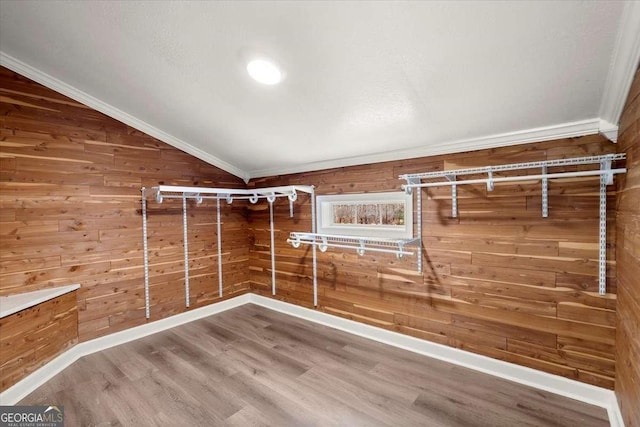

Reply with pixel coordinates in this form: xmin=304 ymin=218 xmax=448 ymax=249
xmin=316 ymin=192 xmax=413 ymax=239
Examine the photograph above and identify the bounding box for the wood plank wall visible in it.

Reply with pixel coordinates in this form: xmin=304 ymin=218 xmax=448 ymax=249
xmin=615 ymin=67 xmax=640 ymax=427
xmin=0 ymin=291 xmax=78 ymax=391
xmin=248 ymin=135 xmax=620 ymax=389
xmin=0 ymin=67 xmax=250 ymax=352
xmin=0 ymin=64 xmax=633 ymax=400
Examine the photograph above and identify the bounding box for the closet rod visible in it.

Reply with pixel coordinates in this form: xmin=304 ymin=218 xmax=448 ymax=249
xmin=288 ymin=232 xmax=420 ymax=258
xmin=152 ymin=194 xmax=296 ymax=202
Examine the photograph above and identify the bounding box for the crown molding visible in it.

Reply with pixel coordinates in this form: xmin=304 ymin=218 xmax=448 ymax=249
xmin=599 ymin=0 xmax=640 ymax=126
xmin=598 ymin=119 xmax=619 ymax=143
xmin=0 ymin=52 xmax=250 ymax=182
xmin=247 ymin=118 xmax=602 ymax=179
xmin=1 ymin=51 xmax=626 ymax=183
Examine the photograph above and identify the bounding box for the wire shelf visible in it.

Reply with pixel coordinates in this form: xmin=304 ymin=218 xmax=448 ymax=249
xmin=287 ymin=232 xmax=420 ymax=258
xmin=146 ymin=184 xmax=314 ymax=204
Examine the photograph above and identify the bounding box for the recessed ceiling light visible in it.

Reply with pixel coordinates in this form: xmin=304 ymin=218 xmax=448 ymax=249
xmin=247 ymin=59 xmax=282 ymax=85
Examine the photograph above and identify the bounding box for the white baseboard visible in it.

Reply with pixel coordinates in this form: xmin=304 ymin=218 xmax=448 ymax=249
xmin=248 ymin=295 xmax=625 ymax=427
xmin=0 ymin=292 xmax=624 ymax=427
xmin=0 ymin=294 xmax=251 ymax=405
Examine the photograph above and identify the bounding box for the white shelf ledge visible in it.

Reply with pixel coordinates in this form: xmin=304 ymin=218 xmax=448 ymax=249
xmin=0 ymin=285 xmax=80 ymax=319
xmin=287 ymin=232 xmax=420 ymax=258
xmin=145 ymin=184 xmax=314 ymax=204
xmin=399 ymin=153 xmax=626 ymax=182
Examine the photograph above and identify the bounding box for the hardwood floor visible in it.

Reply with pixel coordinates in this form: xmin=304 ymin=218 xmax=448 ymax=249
xmin=20 ymin=304 xmax=610 ymax=426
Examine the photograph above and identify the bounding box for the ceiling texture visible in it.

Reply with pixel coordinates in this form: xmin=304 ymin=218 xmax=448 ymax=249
xmin=1 ymin=1 xmax=639 ymax=181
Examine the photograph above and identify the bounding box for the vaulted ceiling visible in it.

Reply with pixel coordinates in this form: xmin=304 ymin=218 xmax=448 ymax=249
xmin=1 ymin=1 xmax=639 ymax=181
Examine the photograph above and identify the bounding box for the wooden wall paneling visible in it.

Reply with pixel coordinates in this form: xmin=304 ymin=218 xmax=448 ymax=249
xmin=136 ymin=196 xmax=249 ymax=329
xmin=0 ymin=62 xmax=632 ymax=408
xmin=248 ymin=136 xmax=620 ymax=389
xmin=0 ymin=291 xmax=78 ymax=391
xmin=615 ymin=67 xmax=640 ymax=427
xmin=0 ymin=67 xmax=251 ymax=385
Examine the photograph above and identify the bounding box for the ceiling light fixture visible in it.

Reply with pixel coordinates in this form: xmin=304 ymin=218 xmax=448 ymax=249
xmin=247 ymin=59 xmax=282 ymax=85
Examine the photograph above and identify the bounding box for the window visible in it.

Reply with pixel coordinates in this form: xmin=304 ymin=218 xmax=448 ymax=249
xmin=316 ymin=192 xmax=413 ymax=239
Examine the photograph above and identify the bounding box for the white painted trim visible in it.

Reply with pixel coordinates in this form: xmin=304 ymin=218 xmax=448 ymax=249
xmin=0 ymin=339 xmax=83 ymax=406
xmin=0 ymin=292 xmax=625 ymax=426
xmin=609 ymin=403 xmax=626 ymax=427
xmin=247 ymin=119 xmax=602 ymax=179
xmin=0 ymin=285 xmax=80 ymax=318
xmin=0 ymin=51 xmax=625 ymax=182
xmin=0 ymin=52 xmax=249 ymax=182
xmin=248 ymin=294 xmax=625 ymax=427
xmin=599 ymin=119 xmax=619 ymax=143
xmin=316 ymin=192 xmax=413 ymax=239
xmin=0 ymin=294 xmax=251 ymax=405
xmin=599 ymin=1 xmax=640 ymax=127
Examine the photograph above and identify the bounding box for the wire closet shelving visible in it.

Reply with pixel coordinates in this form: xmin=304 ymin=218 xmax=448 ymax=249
xmin=287 ymin=233 xmax=421 ymax=258
xmin=141 ymin=153 xmax=625 ymax=315
xmin=399 ymin=153 xmax=626 ymax=295
xmin=141 ymin=184 xmax=314 ymax=318
xmin=287 ymin=188 xmax=426 ymax=275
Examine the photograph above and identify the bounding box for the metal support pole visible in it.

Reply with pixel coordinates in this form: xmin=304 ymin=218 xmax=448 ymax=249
xmin=416 ymin=184 xmax=423 ymax=274
xmin=603 ymin=160 xmax=613 ymax=185
xmin=486 ymin=169 xmax=494 ymax=191
xmin=598 ymin=173 xmax=607 ymax=295
xmin=182 ymin=197 xmax=190 ymax=308
xmin=311 ymin=189 xmax=318 ymax=306
xmin=141 ymin=188 xmax=151 ymax=319
xmin=269 ymin=200 xmax=277 ymax=296
xmin=542 ymin=165 xmax=548 ymax=218
xmin=447 ymin=175 xmax=457 ymax=218
xmin=404 ymin=178 xmax=423 ymax=274
xmin=216 ymin=197 xmax=223 ymax=298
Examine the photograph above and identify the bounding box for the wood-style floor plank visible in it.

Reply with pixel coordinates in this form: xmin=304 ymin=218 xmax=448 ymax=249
xmin=20 ymin=304 xmax=610 ymax=426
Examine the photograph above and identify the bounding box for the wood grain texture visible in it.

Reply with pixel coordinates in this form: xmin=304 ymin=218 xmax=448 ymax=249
xmin=0 ymin=67 xmax=250 ymax=348
xmin=0 ymin=291 xmax=78 ymax=391
xmin=615 ymin=67 xmax=640 ymax=427
xmin=20 ymin=304 xmax=609 ymax=427
xmin=248 ymin=135 xmax=620 ymax=389
xmin=0 ymin=64 xmax=632 ymax=407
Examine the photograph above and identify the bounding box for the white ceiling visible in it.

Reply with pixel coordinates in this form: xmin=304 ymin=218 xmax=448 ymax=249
xmin=1 ymin=1 xmax=639 ymax=181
